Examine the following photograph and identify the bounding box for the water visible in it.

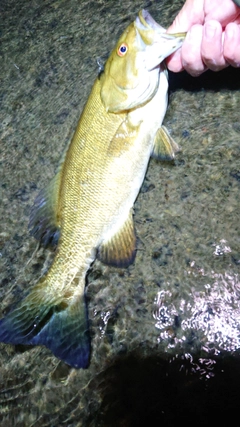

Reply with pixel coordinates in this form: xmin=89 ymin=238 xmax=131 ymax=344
xmin=0 ymin=0 xmax=240 ymax=425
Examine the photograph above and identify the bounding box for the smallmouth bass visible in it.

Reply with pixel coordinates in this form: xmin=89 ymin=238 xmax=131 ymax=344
xmin=0 ymin=10 xmax=185 ymax=368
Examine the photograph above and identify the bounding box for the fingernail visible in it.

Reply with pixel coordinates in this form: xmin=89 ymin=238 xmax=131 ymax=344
xmin=205 ymin=23 xmax=217 ymax=39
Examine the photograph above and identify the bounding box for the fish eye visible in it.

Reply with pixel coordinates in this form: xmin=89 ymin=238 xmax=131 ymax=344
xmin=117 ymin=43 xmax=128 ymax=57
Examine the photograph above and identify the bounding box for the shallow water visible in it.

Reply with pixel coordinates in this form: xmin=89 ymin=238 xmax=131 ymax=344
xmin=0 ymin=0 xmax=240 ymax=425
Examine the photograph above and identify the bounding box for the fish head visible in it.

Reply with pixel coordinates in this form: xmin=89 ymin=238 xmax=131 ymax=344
xmin=100 ymin=9 xmax=186 ymax=113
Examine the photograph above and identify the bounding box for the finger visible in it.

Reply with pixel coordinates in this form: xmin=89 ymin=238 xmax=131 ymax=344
xmin=166 ymin=50 xmax=184 ymax=73
xmin=167 ymin=0 xmax=205 ymax=33
xmin=201 ymin=20 xmax=228 ymax=71
xmin=224 ymin=23 xmax=240 ymax=67
xmin=181 ymin=24 xmax=207 ymax=76
xmin=204 ymin=0 xmax=240 ymax=27
xmin=166 ymin=0 xmax=205 ymax=73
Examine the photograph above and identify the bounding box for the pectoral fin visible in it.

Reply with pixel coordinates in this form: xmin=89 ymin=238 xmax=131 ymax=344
xmin=97 ymin=211 xmax=136 ymax=268
xmin=107 ymin=118 xmax=142 ymax=157
xmin=151 ymin=125 xmax=180 ymax=161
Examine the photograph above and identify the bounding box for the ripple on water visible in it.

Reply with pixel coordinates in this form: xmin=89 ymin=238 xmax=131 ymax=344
xmin=153 ymin=262 xmax=240 ymax=355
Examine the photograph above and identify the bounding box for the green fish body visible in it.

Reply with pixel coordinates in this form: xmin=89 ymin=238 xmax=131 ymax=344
xmin=0 ymin=10 xmax=185 ymax=368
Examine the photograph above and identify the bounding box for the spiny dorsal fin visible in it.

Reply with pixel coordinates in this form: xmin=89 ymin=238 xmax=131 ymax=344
xmin=97 ymin=210 xmax=136 ymax=268
xmin=28 ymin=171 xmax=61 ymax=247
xmin=151 ymin=125 xmax=181 ymax=161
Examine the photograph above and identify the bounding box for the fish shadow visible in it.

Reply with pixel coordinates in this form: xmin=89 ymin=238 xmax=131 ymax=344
xmin=93 ymin=349 xmax=240 ymax=427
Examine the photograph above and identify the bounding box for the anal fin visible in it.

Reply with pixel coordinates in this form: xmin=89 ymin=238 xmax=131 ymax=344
xmin=151 ymin=125 xmax=181 ymax=161
xmin=97 ymin=211 xmax=136 ymax=268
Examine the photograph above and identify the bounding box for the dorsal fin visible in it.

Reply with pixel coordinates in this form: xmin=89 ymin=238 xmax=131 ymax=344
xmin=28 ymin=136 xmax=73 ymax=247
xmin=28 ymin=172 xmax=61 ymax=247
xmin=97 ymin=210 xmax=136 ymax=268
xmin=151 ymin=125 xmax=181 ymax=161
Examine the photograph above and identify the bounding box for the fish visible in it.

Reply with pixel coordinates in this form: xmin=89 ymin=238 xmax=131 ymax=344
xmin=0 ymin=10 xmax=185 ymax=368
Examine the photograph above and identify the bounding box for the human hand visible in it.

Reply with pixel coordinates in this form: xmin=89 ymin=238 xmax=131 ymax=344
xmin=166 ymin=0 xmax=240 ymax=76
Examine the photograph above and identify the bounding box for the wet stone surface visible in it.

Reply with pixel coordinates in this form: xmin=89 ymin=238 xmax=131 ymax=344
xmin=0 ymin=0 xmax=240 ymax=425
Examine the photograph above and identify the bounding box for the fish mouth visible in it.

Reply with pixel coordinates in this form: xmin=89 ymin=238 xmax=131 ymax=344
xmin=135 ymin=9 xmax=186 ymax=70
xmin=136 ymin=9 xmax=166 ymax=34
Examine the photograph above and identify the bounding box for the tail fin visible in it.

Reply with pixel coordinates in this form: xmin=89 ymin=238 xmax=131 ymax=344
xmin=0 ymin=282 xmax=90 ymax=369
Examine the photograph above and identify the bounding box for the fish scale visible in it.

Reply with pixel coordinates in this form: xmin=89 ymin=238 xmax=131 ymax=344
xmin=0 ymin=10 xmax=185 ymax=368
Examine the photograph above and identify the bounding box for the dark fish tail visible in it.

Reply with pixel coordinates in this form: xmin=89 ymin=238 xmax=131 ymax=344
xmin=0 ymin=280 xmax=90 ymax=368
